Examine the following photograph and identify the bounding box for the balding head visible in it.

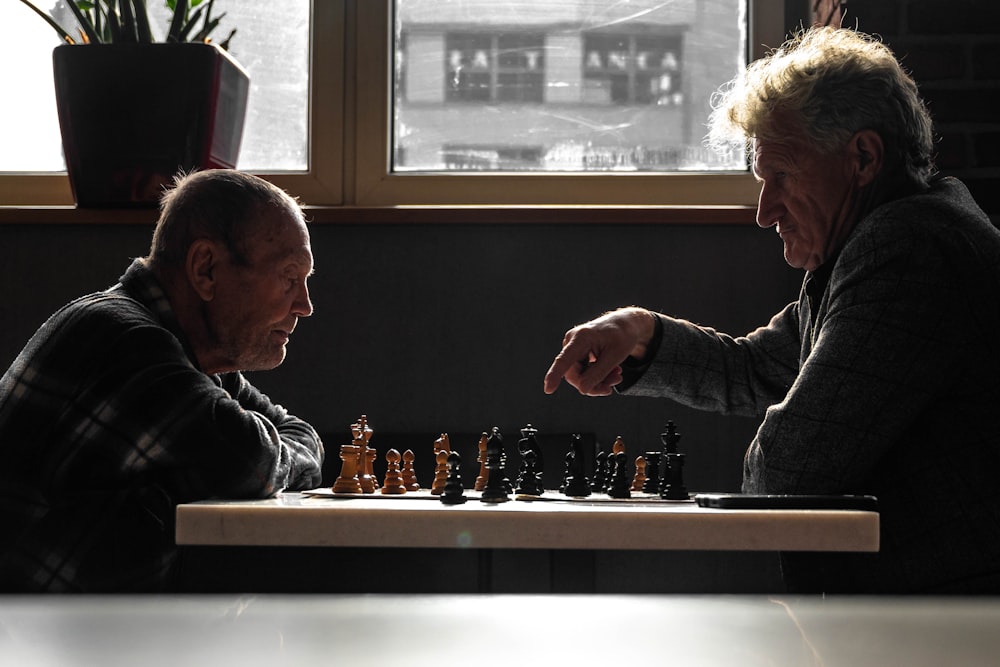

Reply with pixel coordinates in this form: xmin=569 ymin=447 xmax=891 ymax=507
xmin=147 ymin=169 xmax=305 ymax=272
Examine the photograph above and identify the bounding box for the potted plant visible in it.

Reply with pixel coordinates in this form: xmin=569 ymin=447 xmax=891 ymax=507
xmin=18 ymin=0 xmax=249 ymax=207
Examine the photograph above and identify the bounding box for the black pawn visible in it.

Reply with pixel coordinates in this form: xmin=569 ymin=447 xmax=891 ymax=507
xmin=642 ymin=451 xmax=662 ymax=494
xmin=560 ymin=450 xmax=573 ymax=493
xmin=563 ymin=434 xmax=592 ymax=497
xmin=500 ymin=448 xmax=513 ymax=495
xmin=441 ymin=451 xmax=467 ymax=505
xmin=608 ymin=451 xmax=631 ymax=499
xmin=516 ymin=449 xmax=544 ymax=496
xmin=592 ymin=450 xmax=608 ymax=494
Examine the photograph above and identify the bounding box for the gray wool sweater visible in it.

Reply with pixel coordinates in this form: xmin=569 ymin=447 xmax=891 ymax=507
xmin=622 ymin=177 xmax=1000 ymax=593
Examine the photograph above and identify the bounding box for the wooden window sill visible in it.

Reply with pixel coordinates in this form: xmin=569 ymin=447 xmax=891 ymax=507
xmin=0 ymin=205 xmax=756 ymax=226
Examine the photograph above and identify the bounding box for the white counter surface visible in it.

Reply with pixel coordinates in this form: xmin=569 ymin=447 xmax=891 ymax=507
xmin=175 ymin=490 xmax=879 ymax=552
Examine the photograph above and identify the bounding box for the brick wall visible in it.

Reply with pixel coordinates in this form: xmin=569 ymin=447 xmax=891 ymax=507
xmin=813 ymin=0 xmax=1000 ymax=222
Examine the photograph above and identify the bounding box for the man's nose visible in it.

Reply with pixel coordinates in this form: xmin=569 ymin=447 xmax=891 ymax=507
xmin=756 ymin=182 xmax=781 ymax=229
xmin=293 ymin=282 xmax=313 ymax=317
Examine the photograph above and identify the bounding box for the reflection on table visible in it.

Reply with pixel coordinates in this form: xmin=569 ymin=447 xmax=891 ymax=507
xmin=0 ymin=595 xmax=997 ymax=666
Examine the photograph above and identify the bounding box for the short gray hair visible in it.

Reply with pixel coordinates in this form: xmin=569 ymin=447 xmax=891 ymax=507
xmin=148 ymin=169 xmax=303 ymax=268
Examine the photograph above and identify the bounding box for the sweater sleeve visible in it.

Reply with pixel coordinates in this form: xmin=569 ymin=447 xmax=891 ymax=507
xmin=619 ymin=305 xmax=801 ymax=418
xmin=218 ymin=372 xmax=325 ymax=495
xmin=34 ymin=313 xmax=324 ymax=503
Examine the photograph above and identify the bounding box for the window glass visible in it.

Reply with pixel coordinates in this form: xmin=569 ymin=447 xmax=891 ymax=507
xmin=0 ymin=4 xmax=63 ymax=172
xmin=393 ymin=0 xmax=746 ymax=173
xmin=0 ymin=1 xmax=309 ymax=173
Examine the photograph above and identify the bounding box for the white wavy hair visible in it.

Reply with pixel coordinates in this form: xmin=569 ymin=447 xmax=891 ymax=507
xmin=709 ymin=27 xmax=936 ymax=190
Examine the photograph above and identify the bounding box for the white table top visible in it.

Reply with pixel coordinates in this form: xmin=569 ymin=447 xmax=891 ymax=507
xmin=175 ymin=490 xmax=879 ymax=552
xmin=0 ymin=594 xmax=997 ymax=666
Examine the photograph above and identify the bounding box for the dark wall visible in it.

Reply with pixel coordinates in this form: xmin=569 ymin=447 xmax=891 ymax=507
xmin=0 ymin=218 xmax=801 ymax=593
xmin=833 ymin=0 xmax=1000 ymax=223
xmin=0 ymin=220 xmax=800 ymax=494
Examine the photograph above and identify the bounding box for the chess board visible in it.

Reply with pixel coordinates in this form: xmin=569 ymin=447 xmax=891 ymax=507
xmin=325 ymin=416 xmax=693 ymax=505
xmin=302 ymin=488 xmax=695 ymax=504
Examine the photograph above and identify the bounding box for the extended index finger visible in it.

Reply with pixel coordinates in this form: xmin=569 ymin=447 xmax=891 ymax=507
xmin=542 ymin=335 xmax=587 ymax=394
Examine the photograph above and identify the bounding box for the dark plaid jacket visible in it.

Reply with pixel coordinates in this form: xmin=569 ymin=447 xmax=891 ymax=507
xmin=0 ymin=260 xmax=323 ymax=592
xmin=623 ymin=178 xmax=1000 ymax=593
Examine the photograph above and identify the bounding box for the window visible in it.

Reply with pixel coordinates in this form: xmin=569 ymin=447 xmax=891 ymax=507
xmin=373 ymin=0 xmax=781 ymax=202
xmin=438 ymin=33 xmax=546 ymax=103
xmin=0 ymin=0 xmax=339 ymax=206
xmin=6 ymin=0 xmax=313 ymax=171
xmin=0 ymin=0 xmax=789 ymax=208
xmin=582 ymin=33 xmax=684 ymax=106
xmin=394 ymin=2 xmax=739 ymax=175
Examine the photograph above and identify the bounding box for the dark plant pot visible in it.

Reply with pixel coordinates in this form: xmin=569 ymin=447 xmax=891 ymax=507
xmin=53 ymin=42 xmax=250 ymax=208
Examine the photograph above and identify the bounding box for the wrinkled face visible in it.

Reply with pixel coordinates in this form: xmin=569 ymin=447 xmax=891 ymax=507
xmin=208 ymin=209 xmax=314 ymax=372
xmin=753 ymin=138 xmax=861 ymax=272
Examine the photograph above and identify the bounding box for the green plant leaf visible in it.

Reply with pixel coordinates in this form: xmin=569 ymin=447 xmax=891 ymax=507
xmin=14 ymin=0 xmax=76 ymax=43
xmin=106 ymin=9 xmax=122 ymax=42
xmin=177 ymin=4 xmax=203 ymax=41
xmin=166 ymin=0 xmax=189 ymax=42
xmin=117 ymin=0 xmax=138 ymax=42
xmin=132 ymin=0 xmax=153 ymax=42
xmin=91 ymin=0 xmax=102 ymax=38
xmin=19 ymin=0 xmax=230 ymax=47
xmin=67 ymin=0 xmax=102 ymax=43
xmin=218 ymin=27 xmax=235 ymax=50
xmin=192 ymin=16 xmax=221 ymax=43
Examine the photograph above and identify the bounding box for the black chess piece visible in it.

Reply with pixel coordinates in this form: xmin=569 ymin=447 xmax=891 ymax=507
xmin=518 ymin=424 xmax=544 ymax=487
xmin=658 ymin=421 xmax=688 ymax=500
xmin=592 ymin=450 xmax=608 ymax=494
xmin=607 ymin=451 xmax=631 ymax=499
xmin=481 ymin=427 xmax=510 ymax=503
xmin=661 ymin=452 xmax=688 ymax=500
xmin=642 ymin=451 xmax=662 ymax=494
xmin=604 ymin=449 xmax=619 ymax=495
xmin=441 ymin=451 xmax=468 ymax=505
xmin=515 ymin=449 xmax=544 ymax=496
xmin=661 ymin=421 xmax=681 ymax=454
xmin=500 ymin=446 xmax=513 ymax=495
xmin=560 ymin=450 xmax=572 ymax=493
xmin=563 ymin=433 xmax=592 ymax=497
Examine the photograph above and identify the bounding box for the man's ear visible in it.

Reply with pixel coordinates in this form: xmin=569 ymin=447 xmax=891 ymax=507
xmin=186 ymin=239 xmax=220 ymax=302
xmin=851 ymin=129 xmax=884 ymax=187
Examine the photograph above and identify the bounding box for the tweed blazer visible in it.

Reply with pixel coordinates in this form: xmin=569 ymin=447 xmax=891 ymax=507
xmin=623 ymin=177 xmax=1000 ymax=592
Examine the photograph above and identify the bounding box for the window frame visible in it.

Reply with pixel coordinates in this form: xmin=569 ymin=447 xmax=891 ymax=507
xmin=581 ymin=31 xmax=685 ymax=106
xmin=440 ymin=31 xmax=547 ymax=104
xmin=354 ymin=0 xmax=781 ymax=206
xmin=0 ymin=0 xmax=787 ymax=209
